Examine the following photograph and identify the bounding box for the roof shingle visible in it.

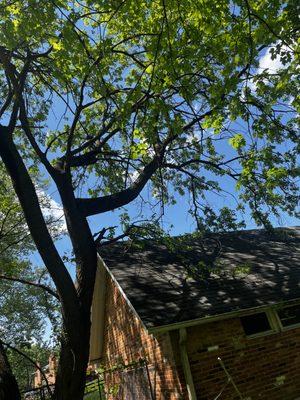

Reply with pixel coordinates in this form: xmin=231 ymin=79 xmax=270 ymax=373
xmin=99 ymin=227 xmax=300 ymax=329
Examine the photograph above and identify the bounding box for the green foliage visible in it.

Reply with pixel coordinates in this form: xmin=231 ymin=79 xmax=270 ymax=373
xmin=7 ymin=344 xmax=55 ymax=392
xmin=231 ymin=262 xmax=252 ymax=278
xmin=0 ymin=3 xmax=298 ymax=397
xmin=0 ymin=262 xmax=60 ymax=343
xmin=0 ymin=0 xmax=299 ymax=229
xmin=0 ymin=164 xmax=60 ymax=388
xmin=191 ymin=206 xmax=247 ymax=233
xmin=84 ymin=391 xmax=102 ymax=400
xmin=228 ymin=134 xmax=246 ymax=150
xmin=0 ymin=165 xmax=33 ymax=258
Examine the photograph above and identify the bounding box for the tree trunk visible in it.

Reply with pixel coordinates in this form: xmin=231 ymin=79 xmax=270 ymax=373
xmin=0 ymin=124 xmax=98 ymax=400
xmin=53 ymin=168 xmax=98 ymax=400
xmin=0 ymin=341 xmax=21 ymax=400
xmin=0 ymin=126 xmax=92 ymax=399
xmin=54 ymin=314 xmax=91 ymax=400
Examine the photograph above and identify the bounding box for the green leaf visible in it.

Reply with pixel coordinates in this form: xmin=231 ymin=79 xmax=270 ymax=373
xmin=228 ymin=134 xmax=246 ymax=150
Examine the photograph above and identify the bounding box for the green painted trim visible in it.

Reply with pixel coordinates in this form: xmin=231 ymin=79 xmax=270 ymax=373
xmin=179 ymin=328 xmax=197 ymax=400
xmin=243 ymin=329 xmax=276 ymax=340
xmin=148 ymin=298 xmax=300 ymax=334
xmin=276 ymin=303 xmax=300 ymax=332
xmin=242 ymin=309 xmax=279 ymax=339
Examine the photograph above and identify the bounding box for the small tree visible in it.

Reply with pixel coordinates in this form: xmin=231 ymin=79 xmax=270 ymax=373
xmin=0 ymin=1 xmax=298 ymax=399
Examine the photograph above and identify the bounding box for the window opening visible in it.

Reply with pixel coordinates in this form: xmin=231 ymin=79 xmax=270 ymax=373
xmin=240 ymin=312 xmax=272 ymax=336
xmin=277 ymin=304 xmax=300 ymax=328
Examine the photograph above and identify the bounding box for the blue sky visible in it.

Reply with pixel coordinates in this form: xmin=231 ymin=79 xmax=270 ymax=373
xmin=29 ymin=44 xmax=299 ymax=277
xmin=25 ymin=44 xmax=299 ymax=343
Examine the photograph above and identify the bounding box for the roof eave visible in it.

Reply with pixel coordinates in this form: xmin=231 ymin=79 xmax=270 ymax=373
xmin=147 ymin=297 xmax=300 ymax=334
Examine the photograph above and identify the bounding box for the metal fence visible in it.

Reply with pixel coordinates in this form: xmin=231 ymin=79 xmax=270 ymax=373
xmin=22 ymin=377 xmax=105 ymax=400
xmin=22 ymin=360 xmax=154 ymax=399
xmin=103 ymin=359 xmax=154 ymax=400
xmin=117 ymin=364 xmax=154 ymax=400
xmin=22 ymin=384 xmax=54 ymax=400
xmin=84 ymin=376 xmax=105 ymax=399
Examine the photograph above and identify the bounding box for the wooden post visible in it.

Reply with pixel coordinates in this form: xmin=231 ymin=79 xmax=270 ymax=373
xmin=179 ymin=328 xmax=197 ymax=400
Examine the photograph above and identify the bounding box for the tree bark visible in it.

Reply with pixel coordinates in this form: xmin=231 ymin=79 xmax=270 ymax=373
xmin=53 ymin=173 xmax=98 ymax=400
xmin=54 ymin=317 xmax=91 ymax=400
xmin=0 ymin=126 xmax=80 ymax=329
xmin=0 ymin=341 xmax=21 ymax=400
xmin=0 ymin=125 xmax=97 ymax=400
xmin=76 ymin=156 xmax=161 ymax=216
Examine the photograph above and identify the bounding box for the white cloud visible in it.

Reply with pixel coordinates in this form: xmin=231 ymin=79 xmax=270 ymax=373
xmin=257 ymin=47 xmax=285 ymax=72
xmin=37 ymin=189 xmax=67 ymax=235
xmin=128 ymin=170 xmax=140 ymax=183
xmin=246 ymin=44 xmax=290 ymax=93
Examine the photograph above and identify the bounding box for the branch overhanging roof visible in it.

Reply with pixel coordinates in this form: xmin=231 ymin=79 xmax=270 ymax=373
xmin=99 ymin=227 xmax=300 ymax=329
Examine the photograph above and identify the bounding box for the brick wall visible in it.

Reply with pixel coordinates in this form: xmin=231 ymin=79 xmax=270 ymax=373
xmin=101 ymin=274 xmax=186 ymax=399
xmin=100 ymin=272 xmax=300 ymax=400
xmin=178 ymin=317 xmax=300 ymax=400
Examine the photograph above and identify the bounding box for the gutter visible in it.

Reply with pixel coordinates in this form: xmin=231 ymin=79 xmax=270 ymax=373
xmin=179 ymin=328 xmax=197 ymax=400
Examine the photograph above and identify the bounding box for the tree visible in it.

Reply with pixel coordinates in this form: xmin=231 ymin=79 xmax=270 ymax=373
xmin=0 ymin=341 xmax=20 ymax=400
xmin=0 ymin=1 xmax=298 ymax=399
xmin=7 ymin=343 xmax=56 ymax=393
xmin=0 ymin=164 xmax=60 ymax=398
xmin=0 ymin=260 xmax=60 ymax=395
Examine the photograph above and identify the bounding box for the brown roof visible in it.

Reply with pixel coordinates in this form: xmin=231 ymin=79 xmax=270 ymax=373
xmin=99 ymin=227 xmax=300 ymax=329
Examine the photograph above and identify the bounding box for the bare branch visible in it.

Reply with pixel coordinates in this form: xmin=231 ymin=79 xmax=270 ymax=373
xmin=1 ymin=341 xmax=54 ymax=400
xmin=0 ymin=275 xmax=59 ymax=299
xmin=77 ymin=155 xmax=162 ymax=216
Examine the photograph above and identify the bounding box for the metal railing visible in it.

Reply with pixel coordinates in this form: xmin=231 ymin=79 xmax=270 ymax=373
xmin=22 ymin=384 xmax=54 ymax=400
xmin=22 ymin=377 xmax=105 ymax=400
xmin=84 ymin=376 xmax=105 ymax=399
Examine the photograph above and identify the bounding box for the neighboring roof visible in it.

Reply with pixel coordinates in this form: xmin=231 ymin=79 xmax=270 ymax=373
xmin=99 ymin=227 xmax=300 ymax=330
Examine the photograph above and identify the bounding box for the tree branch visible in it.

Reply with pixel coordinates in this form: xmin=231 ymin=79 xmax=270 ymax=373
xmin=19 ymin=99 xmax=54 ymax=173
xmin=1 ymin=341 xmax=54 ymax=400
xmin=0 ymin=126 xmax=80 ymax=339
xmin=75 ymin=105 xmax=222 ymax=217
xmin=77 ymin=155 xmax=161 ymax=217
xmin=0 ymin=275 xmax=59 ymax=299
xmin=163 ymin=160 xmax=240 ymax=180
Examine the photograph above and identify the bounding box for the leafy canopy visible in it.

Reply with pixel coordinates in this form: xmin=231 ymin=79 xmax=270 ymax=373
xmin=0 ymin=0 xmax=299 ymax=233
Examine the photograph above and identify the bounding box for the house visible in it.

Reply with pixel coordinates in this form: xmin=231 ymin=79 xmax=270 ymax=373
xmin=89 ymin=227 xmax=300 ymax=400
xmin=33 ymin=354 xmax=57 ymax=388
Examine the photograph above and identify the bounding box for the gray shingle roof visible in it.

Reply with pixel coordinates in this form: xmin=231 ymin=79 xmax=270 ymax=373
xmin=99 ymin=227 xmax=300 ymax=329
